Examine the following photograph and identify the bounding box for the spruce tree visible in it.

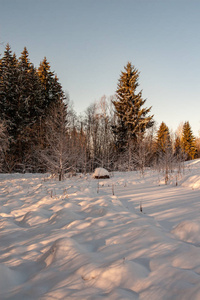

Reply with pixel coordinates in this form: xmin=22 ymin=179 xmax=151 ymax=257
xmin=156 ymin=122 xmax=174 ymax=184
xmin=37 ymin=57 xmax=63 ymax=110
xmin=0 ymin=45 xmax=20 ymax=170
xmin=18 ymin=47 xmax=45 ymax=124
xmin=15 ymin=47 xmax=45 ymax=169
xmin=156 ymin=122 xmax=172 ymax=153
xmin=0 ymin=45 xmax=67 ymax=172
xmin=113 ymin=62 xmax=154 ymax=151
xmin=0 ymin=44 xmax=19 ymax=137
xmin=37 ymin=58 xmax=65 ymax=148
xmin=181 ymin=121 xmax=196 ymax=160
xmin=174 ymin=136 xmax=182 ymax=157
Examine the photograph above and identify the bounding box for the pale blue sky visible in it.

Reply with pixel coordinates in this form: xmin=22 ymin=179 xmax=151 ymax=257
xmin=1 ymin=0 xmax=200 ymax=135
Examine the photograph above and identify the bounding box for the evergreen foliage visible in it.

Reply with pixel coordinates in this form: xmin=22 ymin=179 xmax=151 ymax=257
xmin=156 ymin=122 xmax=172 ymax=153
xmin=0 ymin=44 xmax=19 ymax=136
xmin=0 ymin=121 xmax=9 ymax=171
xmin=181 ymin=121 xmax=197 ymax=160
xmin=174 ymin=136 xmax=182 ymax=157
xmin=112 ymin=62 xmax=154 ymax=151
xmin=0 ymin=44 xmax=66 ymax=172
xmin=37 ymin=57 xmax=64 ymax=111
xmin=18 ymin=47 xmax=43 ymax=124
xmin=0 ymin=44 xmax=198 ymax=175
xmin=14 ymin=48 xmax=42 ymax=163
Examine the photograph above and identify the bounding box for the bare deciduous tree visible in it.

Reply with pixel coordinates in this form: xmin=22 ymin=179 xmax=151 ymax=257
xmin=83 ymin=96 xmax=115 ymax=172
xmin=38 ymin=100 xmax=70 ymax=181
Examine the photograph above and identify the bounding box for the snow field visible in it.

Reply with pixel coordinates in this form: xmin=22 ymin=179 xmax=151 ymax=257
xmin=1 ymin=161 xmax=200 ymax=299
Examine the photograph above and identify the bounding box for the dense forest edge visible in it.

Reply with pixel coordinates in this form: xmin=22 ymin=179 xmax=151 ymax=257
xmin=0 ymin=44 xmax=199 ymax=180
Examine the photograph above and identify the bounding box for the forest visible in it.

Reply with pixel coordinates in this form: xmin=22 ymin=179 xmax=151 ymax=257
xmin=0 ymin=44 xmax=199 ymax=180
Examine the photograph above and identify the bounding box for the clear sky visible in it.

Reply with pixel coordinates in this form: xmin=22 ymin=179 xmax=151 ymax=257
xmin=1 ymin=0 xmax=200 ymax=135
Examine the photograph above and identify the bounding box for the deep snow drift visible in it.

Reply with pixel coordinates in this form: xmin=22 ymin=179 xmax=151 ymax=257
xmin=1 ymin=160 xmax=200 ymax=299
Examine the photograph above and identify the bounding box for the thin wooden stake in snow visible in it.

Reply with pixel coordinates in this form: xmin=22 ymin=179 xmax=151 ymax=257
xmin=112 ymin=184 xmax=115 ymax=195
xmin=140 ymin=201 xmax=143 ymax=213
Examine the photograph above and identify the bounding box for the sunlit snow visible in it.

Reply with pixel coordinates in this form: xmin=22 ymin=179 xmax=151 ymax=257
xmin=1 ymin=160 xmax=200 ymax=299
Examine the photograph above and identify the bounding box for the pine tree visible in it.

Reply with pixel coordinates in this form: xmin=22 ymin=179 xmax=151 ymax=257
xmin=18 ymin=48 xmax=45 ymax=124
xmin=174 ymin=136 xmax=182 ymax=156
xmin=14 ymin=47 xmax=45 ymax=170
xmin=112 ymin=62 xmax=154 ymax=151
xmin=0 ymin=45 xmax=67 ymax=172
xmin=0 ymin=44 xmax=19 ymax=137
xmin=0 ymin=45 xmax=20 ymax=170
xmin=156 ymin=122 xmax=172 ymax=153
xmin=155 ymin=122 xmax=175 ymax=184
xmin=37 ymin=57 xmax=63 ymax=110
xmin=181 ymin=121 xmax=196 ymax=160
xmin=37 ymin=58 xmax=65 ymax=152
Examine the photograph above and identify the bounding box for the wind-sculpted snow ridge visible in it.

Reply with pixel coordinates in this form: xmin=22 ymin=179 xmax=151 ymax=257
xmin=1 ymin=160 xmax=200 ymax=299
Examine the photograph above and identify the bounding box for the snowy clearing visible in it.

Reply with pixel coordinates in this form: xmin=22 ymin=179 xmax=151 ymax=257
xmin=1 ymin=160 xmax=200 ymax=299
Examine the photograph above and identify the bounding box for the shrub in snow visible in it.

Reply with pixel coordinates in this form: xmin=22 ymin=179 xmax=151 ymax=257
xmin=93 ymin=168 xmax=110 ymax=179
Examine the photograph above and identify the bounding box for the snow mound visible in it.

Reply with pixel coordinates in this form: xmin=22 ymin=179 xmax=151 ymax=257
xmin=180 ymin=159 xmax=200 ymax=189
xmin=39 ymin=237 xmax=88 ymax=268
xmin=83 ymin=204 xmax=107 ymax=217
xmin=49 ymin=208 xmax=83 ymax=226
xmin=78 ymin=260 xmax=148 ymax=291
xmin=181 ymin=175 xmax=200 ymax=189
xmin=93 ymin=168 xmax=110 ymax=179
xmin=16 ymin=210 xmax=49 ymax=227
xmin=0 ymin=264 xmax=23 ymax=292
xmin=171 ymin=220 xmax=200 ymax=244
xmin=2 ymin=162 xmax=200 ymax=299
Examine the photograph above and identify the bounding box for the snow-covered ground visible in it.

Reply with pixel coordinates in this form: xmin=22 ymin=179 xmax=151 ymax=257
xmin=1 ymin=160 xmax=200 ymax=299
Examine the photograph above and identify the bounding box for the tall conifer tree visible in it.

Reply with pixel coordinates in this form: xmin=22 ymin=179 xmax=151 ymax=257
xmin=37 ymin=57 xmax=65 ymax=150
xmin=156 ymin=122 xmax=172 ymax=153
xmin=113 ymin=62 xmax=154 ymax=151
xmin=181 ymin=121 xmax=196 ymax=160
xmin=174 ymin=136 xmax=182 ymax=157
xmin=37 ymin=57 xmax=64 ymax=110
xmin=0 ymin=44 xmax=19 ymax=136
xmin=14 ymin=47 xmax=45 ymax=169
xmin=0 ymin=45 xmax=22 ymax=170
xmin=0 ymin=45 xmax=67 ymax=172
xmin=18 ymin=47 xmax=44 ymax=124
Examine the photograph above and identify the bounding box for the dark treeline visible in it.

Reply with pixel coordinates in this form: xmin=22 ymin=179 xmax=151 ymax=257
xmin=0 ymin=45 xmax=199 ymax=180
